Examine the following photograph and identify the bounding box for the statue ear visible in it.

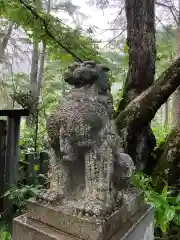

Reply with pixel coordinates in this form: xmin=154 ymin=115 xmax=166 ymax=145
xmin=83 ymin=61 xmax=96 ymax=68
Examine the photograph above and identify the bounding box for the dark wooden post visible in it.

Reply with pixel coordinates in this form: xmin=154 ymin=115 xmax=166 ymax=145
xmin=0 ymin=120 xmax=7 ymax=214
xmin=40 ymin=151 xmax=49 ymax=174
xmin=4 ymin=116 xmax=21 ymax=184
xmin=13 ymin=116 xmax=21 ymax=183
xmin=0 ymin=109 xmax=29 ymax=217
xmin=3 ymin=117 xmax=20 ymax=216
xmin=5 ymin=117 xmax=15 ymax=185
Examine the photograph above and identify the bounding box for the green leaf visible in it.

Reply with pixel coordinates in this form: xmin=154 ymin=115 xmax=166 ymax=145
xmin=173 ymin=214 xmax=180 ymax=226
xmin=164 ymin=207 xmax=175 ymax=223
xmin=1 ymin=232 xmax=7 ymax=239
xmin=155 ymin=208 xmax=167 ymax=233
xmin=160 ymin=220 xmax=167 ymax=233
xmin=176 ymin=194 xmax=180 ymax=203
xmin=34 ymin=164 xmax=39 ymax=172
xmin=166 ymin=196 xmax=177 ymax=203
xmin=147 ymin=192 xmax=168 ymax=208
xmin=162 ymin=185 xmax=168 ymax=198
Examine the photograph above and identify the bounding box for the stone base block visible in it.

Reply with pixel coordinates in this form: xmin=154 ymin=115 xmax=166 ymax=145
xmin=112 ymin=205 xmax=154 ymax=240
xmin=13 ymin=214 xmax=76 ymax=240
xmin=13 ymin=205 xmax=154 ymax=240
xmin=12 ymin=188 xmax=154 ymax=240
xmin=24 ymin=189 xmax=143 ymax=240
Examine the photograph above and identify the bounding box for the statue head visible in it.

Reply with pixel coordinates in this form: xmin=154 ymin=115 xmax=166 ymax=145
xmin=64 ymin=61 xmax=111 ymax=95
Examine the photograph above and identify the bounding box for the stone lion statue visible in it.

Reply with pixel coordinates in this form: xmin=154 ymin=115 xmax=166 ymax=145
xmin=37 ymin=61 xmax=135 ymax=217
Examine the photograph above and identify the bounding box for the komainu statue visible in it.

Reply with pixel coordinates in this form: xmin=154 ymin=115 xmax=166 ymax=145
xmin=37 ymin=61 xmax=135 ymax=217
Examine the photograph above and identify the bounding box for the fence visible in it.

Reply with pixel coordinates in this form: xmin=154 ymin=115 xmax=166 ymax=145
xmin=0 ymin=151 xmax=49 ymax=217
xmin=18 ymin=151 xmax=49 ymax=185
xmin=0 ymin=118 xmax=49 ymax=217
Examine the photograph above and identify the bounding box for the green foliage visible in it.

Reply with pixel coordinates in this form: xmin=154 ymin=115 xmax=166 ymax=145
xmin=20 ymin=120 xmax=48 ymax=154
xmin=132 ymin=173 xmax=180 ymax=234
xmin=0 ymin=231 xmax=11 ymax=240
xmin=17 ymin=60 xmax=72 ymax=153
xmin=0 ymin=0 xmax=101 ymax=62
xmin=3 ymin=184 xmax=43 ymax=212
xmin=156 ymin=27 xmax=176 ymax=78
xmin=151 ymin=121 xmax=171 ymax=146
xmin=0 ymin=222 xmax=11 ymax=240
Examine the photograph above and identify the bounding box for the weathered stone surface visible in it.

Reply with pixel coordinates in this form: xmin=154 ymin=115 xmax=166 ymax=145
xmin=13 ymin=205 xmax=154 ymax=240
xmin=13 ymin=214 xmax=78 ymax=240
xmin=37 ymin=61 xmax=135 ymax=218
xmin=12 ymin=62 xmax=154 ymax=240
xmin=25 ymin=188 xmax=142 ymax=240
xmin=112 ymin=205 xmax=154 ymax=240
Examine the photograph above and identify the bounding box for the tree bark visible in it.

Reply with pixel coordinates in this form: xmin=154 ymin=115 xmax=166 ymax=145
xmin=26 ymin=0 xmax=49 ymax=126
xmin=0 ymin=22 xmax=13 ymax=63
xmin=115 ymin=0 xmax=156 ymax=172
xmin=0 ymin=22 xmax=13 ymax=108
xmin=116 ymin=55 xmax=180 ymax=171
xmin=37 ymin=0 xmax=51 ymax=93
xmin=164 ymin=101 xmax=169 ymax=126
xmin=30 ymin=41 xmax=39 ymax=94
xmin=117 ymin=0 xmax=156 ymax=110
xmin=152 ymin=123 xmax=180 ymax=189
xmin=172 ymin=0 xmax=180 ymax=127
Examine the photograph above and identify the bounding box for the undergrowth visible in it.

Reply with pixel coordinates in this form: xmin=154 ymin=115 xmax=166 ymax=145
xmin=132 ymin=172 xmax=180 ymax=239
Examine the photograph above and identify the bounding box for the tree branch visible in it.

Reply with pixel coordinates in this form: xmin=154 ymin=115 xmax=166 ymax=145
xmin=19 ymin=0 xmax=83 ymax=62
xmin=156 ymin=1 xmax=171 ymax=8
xmin=156 ymin=0 xmax=178 ymax=25
xmin=116 ymin=55 xmax=180 ymax=134
xmin=156 ymin=16 xmax=176 ymax=37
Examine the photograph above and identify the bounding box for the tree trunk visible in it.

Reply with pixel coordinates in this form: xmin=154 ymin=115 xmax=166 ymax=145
xmin=0 ymin=22 xmax=13 ymax=63
xmin=172 ymin=88 xmax=180 ymax=127
xmin=152 ymin=124 xmax=180 ymax=189
xmin=164 ymin=101 xmax=169 ymax=126
xmin=116 ymin=0 xmax=156 ymax=172
xmin=30 ymin=41 xmax=39 ymax=93
xmin=37 ymin=0 xmax=51 ymax=93
xmin=0 ymin=22 xmax=13 ymax=108
xmin=37 ymin=42 xmax=46 ymax=92
xmin=172 ymin=6 xmax=180 ymax=127
xmin=152 ymin=0 xmax=180 ymax=186
xmin=26 ymin=40 xmax=39 ymax=126
xmin=26 ymin=0 xmax=50 ymax=126
xmin=116 ymin=55 xmax=180 ymax=172
xmin=123 ymin=0 xmax=156 ymax=105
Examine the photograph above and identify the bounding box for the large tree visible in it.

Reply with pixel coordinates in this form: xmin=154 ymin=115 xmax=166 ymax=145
xmin=116 ymin=0 xmax=157 ymax=172
xmin=90 ymin=0 xmax=180 ymax=186
xmin=115 ymin=0 xmax=180 ymax=186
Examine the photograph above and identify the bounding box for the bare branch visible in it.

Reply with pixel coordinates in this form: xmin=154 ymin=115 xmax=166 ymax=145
xmin=156 ymin=0 xmax=178 ymax=25
xmin=156 ymin=16 xmax=176 ymax=37
xmin=102 ymin=28 xmax=126 ymax=48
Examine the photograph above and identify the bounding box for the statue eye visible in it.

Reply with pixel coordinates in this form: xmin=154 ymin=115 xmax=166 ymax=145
xmin=86 ymin=64 xmax=93 ymax=68
xmin=98 ymin=64 xmax=110 ymax=72
xmin=102 ymin=67 xmax=110 ymax=72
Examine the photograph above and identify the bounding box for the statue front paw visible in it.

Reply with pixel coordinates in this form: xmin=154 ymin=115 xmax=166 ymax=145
xmin=73 ymin=199 xmax=114 ymax=218
xmin=36 ymin=189 xmax=65 ymax=204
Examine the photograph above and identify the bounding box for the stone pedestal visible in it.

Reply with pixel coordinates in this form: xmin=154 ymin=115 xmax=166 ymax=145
xmin=13 ymin=190 xmax=154 ymax=240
